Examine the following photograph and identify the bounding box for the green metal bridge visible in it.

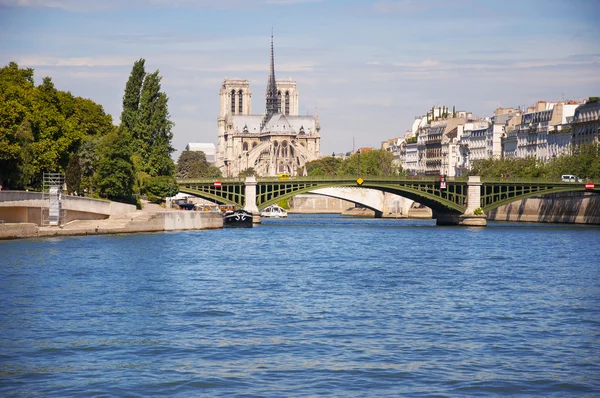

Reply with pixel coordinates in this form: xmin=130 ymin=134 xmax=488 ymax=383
xmin=177 ymin=175 xmax=598 ymax=214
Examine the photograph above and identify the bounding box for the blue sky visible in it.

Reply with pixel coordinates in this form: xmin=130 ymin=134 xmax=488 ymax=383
xmin=1 ymin=0 xmax=599 ymax=158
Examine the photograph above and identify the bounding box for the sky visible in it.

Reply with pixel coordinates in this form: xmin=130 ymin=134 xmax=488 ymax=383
xmin=1 ymin=0 xmax=599 ymax=159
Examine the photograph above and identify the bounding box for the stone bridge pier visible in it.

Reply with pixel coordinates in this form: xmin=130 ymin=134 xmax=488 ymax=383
xmin=435 ymin=176 xmax=487 ymax=226
xmin=242 ymin=176 xmax=261 ymax=223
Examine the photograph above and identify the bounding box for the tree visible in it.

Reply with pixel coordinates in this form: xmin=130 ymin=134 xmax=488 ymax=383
xmin=121 ymin=59 xmax=145 ymax=133
xmin=239 ymin=167 xmax=256 ymax=177
xmin=65 ymin=152 xmax=81 ymax=194
xmin=177 ymin=150 xmax=208 ymax=178
xmin=120 ymin=62 xmax=175 ymax=180
xmin=0 ymin=62 xmax=115 ymax=189
xmin=145 ymin=175 xmax=178 ymax=202
xmin=135 ymin=70 xmax=175 ymax=176
xmin=176 ymin=150 xmax=222 ymax=179
xmin=0 ymin=62 xmax=36 ymax=187
xmin=94 ymin=127 xmax=135 ymax=201
xmin=78 ymin=136 xmax=101 ymax=194
xmin=339 ymin=149 xmax=397 ymax=176
xmin=305 ymin=156 xmax=342 ymax=176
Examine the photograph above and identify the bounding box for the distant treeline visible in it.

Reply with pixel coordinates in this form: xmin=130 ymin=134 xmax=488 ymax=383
xmin=471 ymin=143 xmax=600 ymax=180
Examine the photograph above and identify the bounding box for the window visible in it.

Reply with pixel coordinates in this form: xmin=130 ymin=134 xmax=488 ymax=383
xmin=285 ymin=91 xmax=290 ymax=115
xmin=231 ymin=90 xmax=236 ymax=114
xmin=277 ymin=91 xmax=282 ymax=113
xmin=238 ymin=90 xmax=243 ymax=114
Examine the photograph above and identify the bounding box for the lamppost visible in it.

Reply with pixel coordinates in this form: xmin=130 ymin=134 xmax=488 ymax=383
xmin=357 ymin=149 xmax=361 ymax=177
xmin=331 ymin=152 xmax=335 ymax=176
xmin=246 ymin=151 xmax=249 ymax=173
xmin=238 ymin=154 xmax=242 ymax=179
xmin=224 ymin=159 xmax=229 ymax=178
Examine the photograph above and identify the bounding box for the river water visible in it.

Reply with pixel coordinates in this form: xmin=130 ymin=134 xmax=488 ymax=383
xmin=1 ymin=215 xmax=599 ymax=397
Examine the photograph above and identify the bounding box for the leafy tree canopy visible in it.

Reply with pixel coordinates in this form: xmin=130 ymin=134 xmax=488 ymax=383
xmin=0 ymin=62 xmax=115 ymax=189
xmin=471 ymin=143 xmax=600 ymax=180
xmin=94 ymin=127 xmax=135 ymax=200
xmin=176 ymin=150 xmax=222 ymax=179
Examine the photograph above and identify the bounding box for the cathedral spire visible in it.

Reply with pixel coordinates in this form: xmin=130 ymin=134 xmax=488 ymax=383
xmin=265 ymin=31 xmax=280 ymax=121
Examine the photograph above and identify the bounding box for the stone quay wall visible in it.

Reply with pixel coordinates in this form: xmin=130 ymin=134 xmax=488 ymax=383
xmin=0 ymin=211 xmax=223 ymax=240
xmin=0 ymin=190 xmax=136 ymax=225
xmin=487 ymin=192 xmax=600 ymax=225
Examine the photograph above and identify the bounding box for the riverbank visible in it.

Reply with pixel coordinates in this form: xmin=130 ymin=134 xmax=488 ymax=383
xmin=0 ymin=205 xmax=223 ymax=240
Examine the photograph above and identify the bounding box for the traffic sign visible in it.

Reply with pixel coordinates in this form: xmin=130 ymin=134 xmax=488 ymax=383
xmin=356 ymin=177 xmax=364 ymax=185
xmin=585 ymin=183 xmax=594 ymax=190
xmin=214 ymin=181 xmax=222 ymax=188
xmin=440 ymin=181 xmax=446 ymax=189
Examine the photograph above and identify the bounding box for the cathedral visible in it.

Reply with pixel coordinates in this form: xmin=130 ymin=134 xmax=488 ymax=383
xmin=216 ymin=36 xmax=321 ymax=177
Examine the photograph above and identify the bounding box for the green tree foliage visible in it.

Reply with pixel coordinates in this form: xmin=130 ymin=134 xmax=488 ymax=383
xmin=122 ymin=63 xmax=175 ymax=179
xmin=121 ymin=59 xmax=145 ymax=132
xmin=176 ymin=150 xmax=222 ymax=179
xmin=65 ymin=152 xmax=81 ymax=194
xmin=94 ymin=127 xmax=135 ymax=200
xmin=305 ymin=156 xmax=342 ymax=176
xmin=145 ymin=175 xmax=178 ymax=202
xmin=338 ymin=149 xmax=398 ymax=176
xmin=305 ymin=150 xmax=398 ymax=177
xmin=78 ymin=137 xmax=100 ymax=194
xmin=0 ymin=62 xmax=114 ymax=189
xmin=239 ymin=167 xmax=256 ymax=177
xmin=471 ymin=144 xmax=600 ymax=180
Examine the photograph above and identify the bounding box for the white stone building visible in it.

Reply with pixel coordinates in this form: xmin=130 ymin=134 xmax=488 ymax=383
xmin=185 ymin=143 xmax=216 ymax=164
xmin=215 ymin=36 xmax=320 ymax=177
xmin=571 ymin=100 xmax=600 ymax=147
xmin=511 ymin=101 xmax=580 ymax=161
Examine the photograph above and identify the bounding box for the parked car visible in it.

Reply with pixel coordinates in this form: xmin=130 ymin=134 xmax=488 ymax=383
xmin=561 ymin=174 xmax=583 ymax=183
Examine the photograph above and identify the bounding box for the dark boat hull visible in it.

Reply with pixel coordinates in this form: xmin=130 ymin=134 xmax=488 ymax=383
xmin=223 ymin=210 xmax=253 ymax=228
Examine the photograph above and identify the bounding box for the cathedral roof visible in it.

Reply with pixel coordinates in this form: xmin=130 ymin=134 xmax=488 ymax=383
xmin=262 ymin=114 xmax=318 ymax=134
xmin=231 ymin=115 xmax=263 ymax=133
xmin=231 ymin=113 xmax=318 ymax=135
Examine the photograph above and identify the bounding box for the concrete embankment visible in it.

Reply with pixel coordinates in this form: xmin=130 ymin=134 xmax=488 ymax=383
xmin=487 ymin=192 xmax=600 ymax=225
xmin=0 ymin=210 xmax=223 ymax=240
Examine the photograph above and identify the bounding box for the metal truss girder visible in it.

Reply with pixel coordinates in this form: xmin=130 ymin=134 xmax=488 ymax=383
xmin=368 ymin=182 xmax=467 ymax=213
xmin=480 ymin=183 xmax=592 ymax=212
xmin=179 ymin=181 xmax=245 ymax=207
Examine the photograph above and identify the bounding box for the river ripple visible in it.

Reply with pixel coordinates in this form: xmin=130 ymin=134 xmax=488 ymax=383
xmin=1 ymin=215 xmax=599 ymax=397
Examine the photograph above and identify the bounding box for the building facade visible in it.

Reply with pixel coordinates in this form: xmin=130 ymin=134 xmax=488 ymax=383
xmin=215 ymin=36 xmax=320 ymax=177
xmin=571 ymin=101 xmax=600 ymax=147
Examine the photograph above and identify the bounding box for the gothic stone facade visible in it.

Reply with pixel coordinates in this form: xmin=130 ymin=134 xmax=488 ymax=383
xmin=216 ymin=47 xmax=321 ymax=177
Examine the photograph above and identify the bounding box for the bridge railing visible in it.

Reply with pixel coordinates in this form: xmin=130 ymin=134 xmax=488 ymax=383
xmin=178 ymin=175 xmax=593 ymax=184
xmin=479 ymin=177 xmax=592 ymax=184
xmin=179 ymin=175 xmax=467 ymax=183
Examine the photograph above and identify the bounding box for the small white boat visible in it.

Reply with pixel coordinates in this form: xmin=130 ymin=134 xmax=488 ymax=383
xmin=260 ymin=204 xmax=288 ymax=218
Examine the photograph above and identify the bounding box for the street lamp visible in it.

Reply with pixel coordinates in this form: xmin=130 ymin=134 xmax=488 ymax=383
xmin=357 ymin=149 xmax=361 ymax=177
xmin=224 ymin=159 xmax=229 ymax=178
xmin=238 ymin=154 xmax=242 ymax=179
xmin=331 ymin=151 xmax=335 ymax=176
xmin=246 ymin=151 xmax=249 ymax=173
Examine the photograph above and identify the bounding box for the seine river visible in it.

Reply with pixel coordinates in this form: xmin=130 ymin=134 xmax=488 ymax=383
xmin=1 ymin=215 xmax=599 ymax=397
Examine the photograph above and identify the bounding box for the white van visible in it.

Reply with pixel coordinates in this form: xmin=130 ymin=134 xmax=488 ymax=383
xmin=561 ymin=174 xmax=582 ymax=182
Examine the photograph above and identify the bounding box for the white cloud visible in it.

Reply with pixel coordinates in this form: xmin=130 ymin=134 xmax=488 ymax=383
xmin=15 ymin=55 xmax=133 ymax=67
